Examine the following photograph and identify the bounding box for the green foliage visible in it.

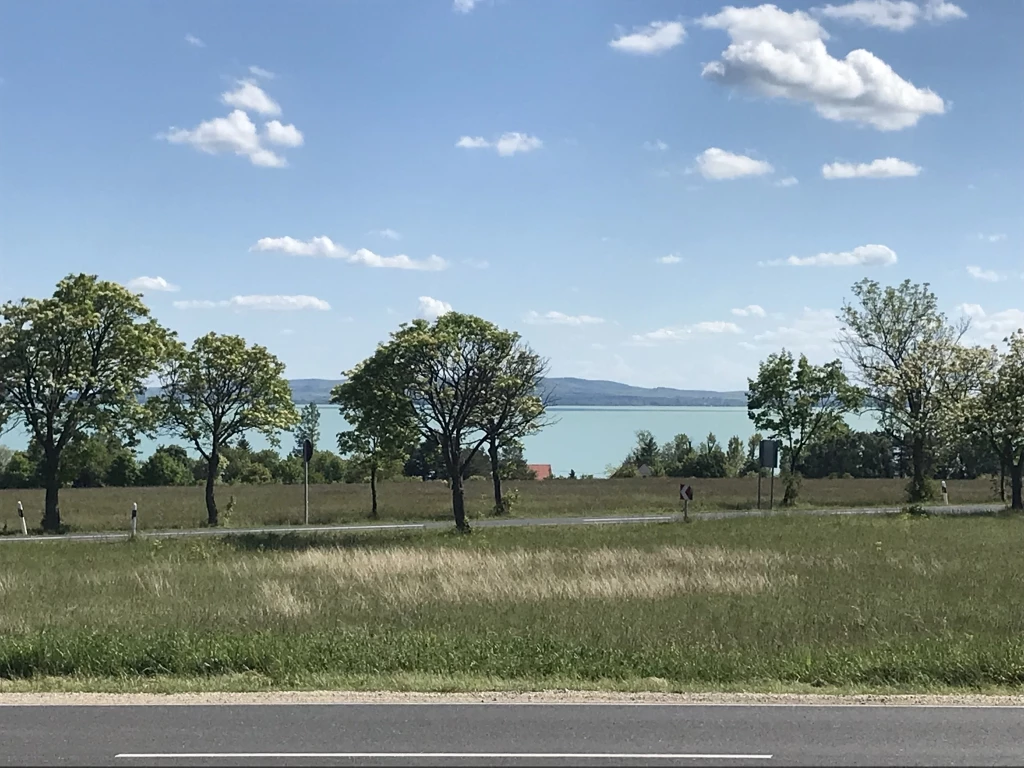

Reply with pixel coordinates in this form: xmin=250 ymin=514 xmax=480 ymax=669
xmin=498 ymin=442 xmax=536 ymax=481
xmin=0 ymin=452 xmax=35 ymax=489
xmin=747 ymin=348 xmax=862 ymax=505
xmin=154 ymin=332 xmax=298 ymax=525
xmin=294 ymin=403 xmax=320 ymax=455
xmin=0 ymin=274 xmax=176 ymax=529
xmin=139 ymin=447 xmax=195 ymax=487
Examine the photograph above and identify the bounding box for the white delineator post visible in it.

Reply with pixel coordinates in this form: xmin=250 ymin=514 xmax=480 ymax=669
xmin=941 ymin=480 xmax=949 ymax=505
xmin=17 ymin=501 xmax=28 ymax=536
xmin=130 ymin=502 xmax=138 ymax=538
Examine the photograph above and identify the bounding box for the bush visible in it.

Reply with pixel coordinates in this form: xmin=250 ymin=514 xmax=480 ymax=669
xmin=140 ymin=449 xmax=194 ymax=487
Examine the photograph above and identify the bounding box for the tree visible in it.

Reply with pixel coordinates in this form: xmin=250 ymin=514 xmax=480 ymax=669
xmin=294 ymin=402 xmax=320 ymax=455
xmin=954 ymin=333 xmax=1024 ymax=509
xmin=331 ymin=350 xmax=418 ymax=519
xmin=747 ymin=349 xmax=862 ymax=505
xmin=139 ymin=446 xmax=194 ymax=486
xmin=839 ymin=279 xmax=969 ymax=502
xmin=154 ymin=333 xmax=298 ymax=525
xmin=498 ymin=441 xmax=537 ymax=481
xmin=0 ymin=274 xmax=174 ymax=530
xmin=383 ymin=312 xmax=520 ymax=531
xmin=725 ymin=436 xmax=745 ymax=477
xmin=477 ymin=341 xmax=549 ymax=514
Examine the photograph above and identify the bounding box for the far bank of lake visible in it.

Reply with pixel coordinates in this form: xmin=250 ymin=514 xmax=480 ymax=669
xmin=1 ymin=406 xmax=879 ymax=478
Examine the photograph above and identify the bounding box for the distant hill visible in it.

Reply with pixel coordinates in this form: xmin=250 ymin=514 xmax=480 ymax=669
xmin=145 ymin=377 xmax=747 ymax=407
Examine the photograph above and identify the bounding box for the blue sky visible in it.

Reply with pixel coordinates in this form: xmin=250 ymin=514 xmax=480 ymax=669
xmin=1 ymin=0 xmax=1020 ymax=390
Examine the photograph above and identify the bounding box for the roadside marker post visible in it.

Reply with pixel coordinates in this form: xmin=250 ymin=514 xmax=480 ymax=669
xmin=17 ymin=501 xmax=27 ymax=536
xmin=679 ymin=484 xmax=693 ymax=522
xmin=757 ymin=440 xmax=781 ymax=510
xmin=941 ymin=479 xmax=949 ymax=505
xmin=302 ymin=438 xmax=313 ymax=525
xmin=130 ymin=502 xmax=138 ymax=538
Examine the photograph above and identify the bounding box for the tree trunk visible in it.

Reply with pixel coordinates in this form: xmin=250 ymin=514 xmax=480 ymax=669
xmin=908 ymin=434 xmax=929 ymax=502
xmin=999 ymin=462 xmax=1007 ymax=502
xmin=42 ymin=451 xmax=61 ymax=532
xmin=370 ymin=464 xmax=378 ymax=519
xmin=205 ymin=453 xmax=220 ymax=526
xmin=1011 ymin=461 xmax=1023 ymax=511
xmin=451 ymin=473 xmax=469 ymax=531
xmin=488 ymin=438 xmax=504 ymax=515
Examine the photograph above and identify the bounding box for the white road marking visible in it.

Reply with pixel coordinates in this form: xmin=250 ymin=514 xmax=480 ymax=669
xmin=115 ymin=752 xmax=772 ymax=760
xmin=583 ymin=516 xmax=674 ymax=524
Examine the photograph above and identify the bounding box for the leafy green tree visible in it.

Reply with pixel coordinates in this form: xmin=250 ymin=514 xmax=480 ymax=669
xmin=331 ymin=350 xmax=418 ymax=518
xmin=0 ymin=445 xmax=13 ymax=472
xmin=477 ymin=341 xmax=549 ymax=514
xmin=273 ymin=453 xmax=305 ymax=484
xmin=725 ymin=435 xmax=745 ymax=477
xmin=106 ymin=452 xmax=139 ymax=487
xmin=952 ymin=333 xmax=1024 ymax=509
xmin=404 ymin=435 xmax=489 ymax=481
xmin=154 ymin=333 xmax=298 ymax=525
xmin=748 ymin=349 xmax=862 ymax=505
xmin=498 ymin=441 xmax=537 ymax=480
xmin=140 ymin=446 xmax=194 ymax=486
xmin=0 ymin=452 xmax=36 ymax=489
xmin=0 ymin=274 xmax=175 ymax=529
xmin=839 ymin=279 xmax=970 ymax=502
xmin=309 ymin=450 xmax=347 ymax=483
xmin=382 ymin=313 xmax=520 ymax=530
xmin=294 ymin=403 xmax=321 ymax=455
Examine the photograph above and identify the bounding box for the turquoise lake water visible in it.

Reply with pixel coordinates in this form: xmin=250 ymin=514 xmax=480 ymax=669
xmin=2 ymin=406 xmax=879 ymax=478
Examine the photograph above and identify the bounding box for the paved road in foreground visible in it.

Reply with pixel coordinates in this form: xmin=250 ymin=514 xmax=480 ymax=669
xmin=1 ymin=703 xmax=1022 ymax=766
xmin=0 ymin=502 xmax=1005 ymax=544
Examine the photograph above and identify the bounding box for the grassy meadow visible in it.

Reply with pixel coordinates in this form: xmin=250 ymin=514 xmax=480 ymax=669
xmin=1 ymin=513 xmax=1023 ymax=693
xmin=0 ymin=476 xmax=1002 ymax=534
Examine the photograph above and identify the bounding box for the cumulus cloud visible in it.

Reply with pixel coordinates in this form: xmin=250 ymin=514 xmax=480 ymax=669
xmin=694 ymin=147 xmax=774 ymax=180
xmin=418 ymin=296 xmax=452 ymax=321
xmin=822 ymin=157 xmax=921 ymax=178
xmin=263 ymin=120 xmax=303 ymax=147
xmin=524 ymin=311 xmax=605 ymax=326
xmin=775 ymin=176 xmax=799 ymax=187
xmin=732 ymin=304 xmax=767 ymax=317
xmin=814 ymin=0 xmax=966 ymax=31
xmin=174 ymin=294 xmax=330 ymax=311
xmin=220 ymin=80 xmax=281 ymax=116
xmin=644 ymin=140 xmax=669 ymax=151
xmin=966 ymin=265 xmax=1004 ymax=283
xmin=184 ymin=34 xmax=205 ymax=47
xmin=763 ymin=243 xmax=897 ymax=267
xmin=698 ymin=3 xmax=946 ymax=130
xmin=958 ymin=304 xmax=1024 ymax=344
xmin=609 ymin=21 xmax=686 ymax=55
xmin=657 ymin=254 xmax=682 ymax=264
xmin=456 ymin=133 xmax=543 ymax=156
xmin=752 ymin=307 xmax=841 ymax=352
xmin=125 ymin=276 xmax=179 ymax=293
xmin=161 ymin=110 xmax=287 ymax=168
xmin=632 ymin=320 xmax=742 ymax=344
xmin=251 ymin=236 xmax=448 ymax=271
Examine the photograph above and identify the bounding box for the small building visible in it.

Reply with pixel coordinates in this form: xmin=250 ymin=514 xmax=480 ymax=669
xmin=528 ymin=463 xmax=552 ymax=480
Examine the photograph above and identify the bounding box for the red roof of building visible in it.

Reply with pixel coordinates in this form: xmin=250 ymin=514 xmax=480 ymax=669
xmin=527 ymin=463 xmax=552 ymax=480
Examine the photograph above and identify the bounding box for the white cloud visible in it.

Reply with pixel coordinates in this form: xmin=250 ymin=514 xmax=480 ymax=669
xmin=732 ymin=304 xmax=767 ymax=317
xmin=463 ymin=258 xmax=489 ymax=269
xmin=632 ymin=320 xmax=742 ymax=344
xmin=609 ymin=21 xmax=686 ymax=55
xmin=966 ymin=265 xmax=1004 ymax=283
xmin=453 ymin=0 xmax=479 ymax=12
xmin=263 ymin=120 xmax=303 ymax=147
xmin=695 ymin=147 xmax=773 ymax=180
xmin=524 ymin=311 xmax=605 ymax=326
xmin=698 ymin=3 xmax=946 ymax=131
xmin=220 ymin=80 xmax=281 ymax=117
xmin=174 ymin=294 xmax=330 ymax=311
xmin=644 ymin=140 xmax=669 ymax=151
xmin=251 ymin=236 xmax=448 ymax=271
xmin=958 ymin=304 xmax=1024 ymax=344
xmin=752 ymin=307 xmax=841 ymax=352
xmin=161 ymin=110 xmax=288 ymax=168
xmin=184 ymin=34 xmax=205 ymax=48
xmin=763 ymin=243 xmax=897 ymax=267
xmin=978 ymin=233 xmax=1007 ymax=243
xmin=374 ymin=228 xmax=402 ymax=240
xmin=822 ymin=157 xmax=921 ymax=179
xmin=418 ymin=296 xmax=452 ymax=321
xmin=657 ymin=254 xmax=682 ymax=264
xmin=455 ymin=133 xmax=543 ymax=156
xmin=775 ymin=176 xmax=799 ymax=187
xmin=815 ymin=0 xmax=965 ymax=29
xmin=126 ymin=276 xmax=180 ymax=293
xmin=249 ymin=65 xmax=275 ymax=79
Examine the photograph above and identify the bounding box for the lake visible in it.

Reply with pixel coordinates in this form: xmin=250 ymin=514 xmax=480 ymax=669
xmin=1 ymin=406 xmax=879 ymax=478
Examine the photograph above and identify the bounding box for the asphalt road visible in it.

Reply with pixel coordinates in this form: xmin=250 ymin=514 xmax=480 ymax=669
xmin=0 ymin=503 xmax=1004 ymax=545
xmin=2 ymin=703 xmax=1022 ymax=766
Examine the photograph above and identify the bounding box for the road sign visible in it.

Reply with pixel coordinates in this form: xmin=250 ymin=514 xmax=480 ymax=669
xmin=302 ymin=438 xmax=313 ymax=463
xmin=679 ymin=484 xmax=693 ymax=501
xmin=758 ymin=439 xmax=780 ymax=469
xmin=638 ymin=464 xmax=652 ymax=478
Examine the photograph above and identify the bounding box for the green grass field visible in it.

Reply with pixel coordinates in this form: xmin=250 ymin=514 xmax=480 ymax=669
xmin=1 ymin=512 xmax=1022 ymax=693
xmin=0 ymin=476 xmax=1001 ymax=534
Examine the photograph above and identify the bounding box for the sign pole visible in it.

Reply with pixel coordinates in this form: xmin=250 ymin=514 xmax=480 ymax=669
xmin=769 ymin=470 xmax=775 ymax=511
xmin=757 ymin=473 xmax=762 ymax=510
xmin=17 ymin=501 xmax=27 ymax=536
xmin=302 ymin=437 xmax=313 ymax=526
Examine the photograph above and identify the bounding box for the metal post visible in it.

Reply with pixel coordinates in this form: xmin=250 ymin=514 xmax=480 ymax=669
xmin=769 ymin=471 xmax=775 ymax=510
xmin=304 ymin=459 xmax=309 ymax=525
xmin=17 ymin=501 xmax=27 ymax=536
xmin=757 ymin=474 xmax=762 ymax=510
xmin=130 ymin=502 xmax=138 ymax=538
xmin=683 ymin=497 xmax=689 ymax=523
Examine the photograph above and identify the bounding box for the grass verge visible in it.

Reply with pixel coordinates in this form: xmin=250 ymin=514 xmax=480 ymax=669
xmin=2 ymin=514 xmax=1022 ymax=693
